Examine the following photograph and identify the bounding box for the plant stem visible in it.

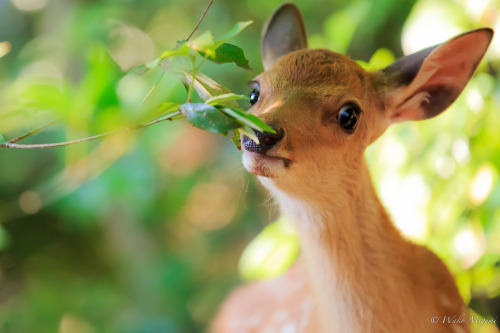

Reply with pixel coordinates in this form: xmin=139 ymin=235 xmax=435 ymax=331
xmin=186 ymin=0 xmax=215 ymax=42
xmin=0 ymin=111 xmax=181 ymax=149
xmin=187 ymin=54 xmax=198 ymax=103
xmin=8 ymin=118 xmax=61 ymax=144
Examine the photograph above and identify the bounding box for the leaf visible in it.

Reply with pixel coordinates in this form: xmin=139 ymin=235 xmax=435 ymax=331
xmin=153 ymin=102 xmax=180 ymax=116
xmin=205 ymin=93 xmax=249 ymax=106
xmin=128 ymin=57 xmax=161 ymax=76
xmin=231 ymin=129 xmax=241 ymax=150
xmin=221 ymin=107 xmax=275 ymax=133
xmin=186 ymin=31 xmax=216 ymax=57
xmin=178 ymin=70 xmax=239 ymax=108
xmin=201 ymin=43 xmax=251 ymax=70
xmin=0 ymin=133 xmax=5 ymax=144
xmin=179 ymin=103 xmax=239 ymax=133
xmin=161 ymin=43 xmax=191 ymax=60
xmin=239 ymin=125 xmax=259 ymax=144
xmin=217 ymin=21 xmax=253 ymax=44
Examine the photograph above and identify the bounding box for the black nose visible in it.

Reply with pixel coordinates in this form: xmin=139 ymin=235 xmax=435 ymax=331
xmin=242 ymin=127 xmax=284 ymax=154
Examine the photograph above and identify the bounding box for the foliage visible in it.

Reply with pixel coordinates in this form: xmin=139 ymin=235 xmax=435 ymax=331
xmin=0 ymin=18 xmax=271 ymax=150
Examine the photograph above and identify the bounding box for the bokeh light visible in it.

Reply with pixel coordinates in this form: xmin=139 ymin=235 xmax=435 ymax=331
xmin=11 ymin=0 xmax=48 ymax=12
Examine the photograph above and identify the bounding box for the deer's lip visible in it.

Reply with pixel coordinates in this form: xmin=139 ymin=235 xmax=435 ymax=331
xmin=242 ymin=151 xmax=294 ymax=178
xmin=244 ymin=150 xmax=293 ymax=165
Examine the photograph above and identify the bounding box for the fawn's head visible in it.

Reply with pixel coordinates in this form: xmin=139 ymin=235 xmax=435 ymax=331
xmin=242 ymin=3 xmax=492 ymax=200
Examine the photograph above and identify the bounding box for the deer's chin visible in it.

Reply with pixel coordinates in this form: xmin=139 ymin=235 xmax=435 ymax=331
xmin=242 ymin=151 xmax=291 ymax=178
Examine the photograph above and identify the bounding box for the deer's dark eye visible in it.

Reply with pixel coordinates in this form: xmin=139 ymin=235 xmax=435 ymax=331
xmin=337 ymin=104 xmax=359 ymax=133
xmin=249 ymin=88 xmax=260 ymax=105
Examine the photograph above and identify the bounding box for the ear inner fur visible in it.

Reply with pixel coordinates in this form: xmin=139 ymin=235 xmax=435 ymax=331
xmin=382 ymin=28 xmax=493 ymax=122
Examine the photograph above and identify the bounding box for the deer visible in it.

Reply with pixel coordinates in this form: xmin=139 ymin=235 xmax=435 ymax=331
xmin=211 ymin=3 xmax=493 ymax=333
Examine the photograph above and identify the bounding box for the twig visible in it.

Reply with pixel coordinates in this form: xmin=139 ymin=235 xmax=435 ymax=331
xmin=186 ymin=0 xmax=215 ymax=42
xmin=0 ymin=111 xmax=181 ymax=149
xmin=8 ymin=118 xmax=61 ymax=144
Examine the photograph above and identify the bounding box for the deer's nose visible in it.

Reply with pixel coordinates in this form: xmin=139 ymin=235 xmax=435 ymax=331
xmin=242 ymin=127 xmax=284 ymax=154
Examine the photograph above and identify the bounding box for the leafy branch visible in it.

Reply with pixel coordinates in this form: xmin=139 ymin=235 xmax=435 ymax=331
xmin=0 ymin=0 xmax=269 ymax=151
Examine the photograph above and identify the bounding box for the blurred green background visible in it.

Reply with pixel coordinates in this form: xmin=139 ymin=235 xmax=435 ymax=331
xmin=1 ymin=0 xmax=500 ymax=332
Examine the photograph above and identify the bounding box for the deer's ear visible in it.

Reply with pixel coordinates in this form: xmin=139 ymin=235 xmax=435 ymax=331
xmin=382 ymin=28 xmax=493 ymax=123
xmin=261 ymin=3 xmax=307 ymax=71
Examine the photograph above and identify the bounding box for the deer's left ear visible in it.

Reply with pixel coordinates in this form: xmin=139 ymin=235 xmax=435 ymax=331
xmin=382 ymin=28 xmax=493 ymax=123
xmin=261 ymin=3 xmax=307 ymax=71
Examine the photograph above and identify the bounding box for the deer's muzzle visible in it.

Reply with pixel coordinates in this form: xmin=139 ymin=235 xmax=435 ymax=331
xmin=242 ymin=128 xmax=284 ymax=154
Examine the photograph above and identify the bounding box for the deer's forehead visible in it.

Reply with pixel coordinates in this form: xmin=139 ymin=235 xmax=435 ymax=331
xmin=266 ymin=49 xmax=367 ymax=89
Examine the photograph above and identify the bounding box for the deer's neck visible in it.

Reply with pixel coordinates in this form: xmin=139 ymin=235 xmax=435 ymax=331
xmin=269 ymin=160 xmax=410 ymax=332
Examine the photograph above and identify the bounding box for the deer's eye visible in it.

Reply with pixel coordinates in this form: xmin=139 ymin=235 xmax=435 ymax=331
xmin=249 ymin=88 xmax=260 ymax=105
xmin=337 ymin=104 xmax=359 ymax=133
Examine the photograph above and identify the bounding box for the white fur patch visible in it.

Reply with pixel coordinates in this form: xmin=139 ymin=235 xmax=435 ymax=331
xmin=262 ymin=99 xmax=284 ymax=114
xmin=242 ymin=151 xmax=287 ymax=178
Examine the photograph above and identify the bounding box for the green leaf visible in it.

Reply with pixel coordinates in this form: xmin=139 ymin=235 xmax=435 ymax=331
xmin=231 ymin=129 xmax=241 ymax=150
xmin=161 ymin=43 xmax=191 ymax=60
xmin=221 ymin=107 xmax=275 ymax=133
xmin=152 ymin=102 xmax=180 ymax=116
xmin=205 ymin=93 xmax=249 ymax=106
xmin=201 ymin=43 xmax=251 ymax=70
xmin=0 ymin=133 xmax=5 ymax=144
xmin=217 ymin=21 xmax=253 ymax=44
xmin=186 ymin=31 xmax=216 ymax=57
xmin=128 ymin=58 xmax=161 ymax=76
xmin=180 ymin=103 xmax=239 ymax=133
xmin=239 ymin=125 xmax=259 ymax=144
xmin=178 ymin=70 xmax=239 ymax=108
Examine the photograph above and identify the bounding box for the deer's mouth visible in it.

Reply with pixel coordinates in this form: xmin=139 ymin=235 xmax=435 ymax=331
xmin=242 ymin=150 xmax=293 ymax=178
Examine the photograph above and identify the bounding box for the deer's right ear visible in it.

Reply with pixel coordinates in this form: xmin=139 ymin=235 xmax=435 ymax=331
xmin=261 ymin=3 xmax=307 ymax=71
xmin=381 ymin=28 xmax=493 ymax=123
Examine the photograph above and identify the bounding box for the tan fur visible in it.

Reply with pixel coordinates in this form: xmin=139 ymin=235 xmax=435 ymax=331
xmin=211 ymin=6 xmax=492 ymax=332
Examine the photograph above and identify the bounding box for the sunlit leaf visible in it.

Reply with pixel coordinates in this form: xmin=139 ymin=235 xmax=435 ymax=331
xmin=179 ymin=70 xmax=238 ymax=108
xmin=128 ymin=58 xmax=161 ymax=76
xmin=221 ymin=107 xmax=275 ymax=133
xmin=160 ymin=43 xmax=191 ymax=60
xmin=201 ymin=43 xmax=251 ymax=69
xmin=186 ymin=31 xmax=216 ymax=57
xmin=179 ymin=103 xmax=239 ymax=133
xmin=216 ymin=21 xmax=253 ymax=44
xmin=239 ymin=125 xmax=259 ymax=144
xmin=151 ymin=102 xmax=180 ymax=117
xmin=0 ymin=133 xmax=5 ymax=144
xmin=205 ymin=93 xmax=249 ymax=106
